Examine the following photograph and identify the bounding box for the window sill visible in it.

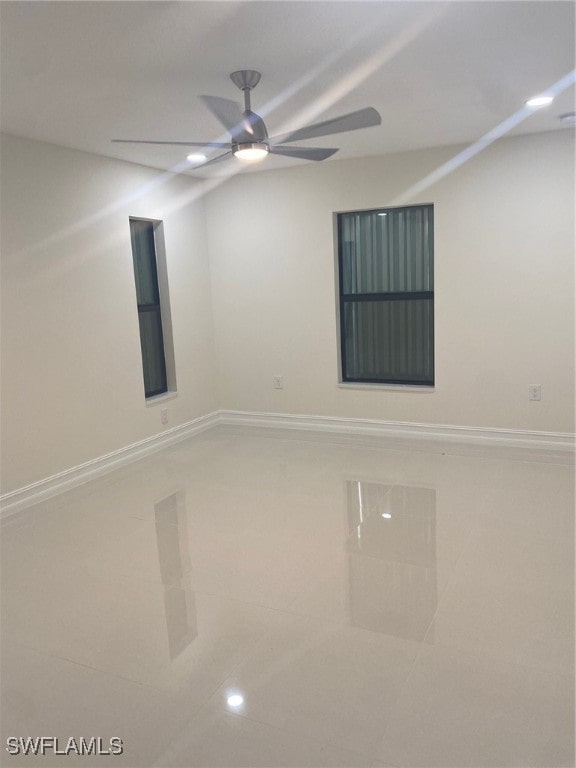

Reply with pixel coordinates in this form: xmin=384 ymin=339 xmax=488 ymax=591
xmin=145 ymin=391 xmax=178 ymax=407
xmin=338 ymin=383 xmax=435 ymax=393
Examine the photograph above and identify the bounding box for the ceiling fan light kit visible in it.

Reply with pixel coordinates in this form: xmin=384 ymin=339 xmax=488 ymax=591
xmin=112 ymin=70 xmax=382 ymax=169
xmin=233 ymin=142 xmax=270 ymax=161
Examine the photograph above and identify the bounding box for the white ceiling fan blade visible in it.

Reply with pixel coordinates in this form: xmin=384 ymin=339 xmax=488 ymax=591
xmin=196 ymin=151 xmax=233 ymax=167
xmin=269 ymin=146 xmax=339 ymax=161
xmin=112 ymin=139 xmax=230 ymax=147
xmin=200 ymin=95 xmax=244 ymax=133
xmin=269 ymin=107 xmax=381 ymax=145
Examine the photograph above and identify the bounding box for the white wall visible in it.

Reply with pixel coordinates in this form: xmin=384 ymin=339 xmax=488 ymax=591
xmin=205 ymin=131 xmax=574 ymax=434
xmin=2 ymin=130 xmax=574 ymax=495
xmin=1 ymin=134 xmax=218 ymax=492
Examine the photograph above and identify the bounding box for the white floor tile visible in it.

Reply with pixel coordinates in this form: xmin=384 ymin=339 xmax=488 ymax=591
xmin=377 ymin=644 xmax=575 ymax=767
xmin=1 ymin=427 xmax=573 ymax=767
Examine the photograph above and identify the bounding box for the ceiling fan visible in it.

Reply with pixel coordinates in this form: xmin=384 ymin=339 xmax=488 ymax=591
xmin=112 ymin=70 xmax=382 ymax=167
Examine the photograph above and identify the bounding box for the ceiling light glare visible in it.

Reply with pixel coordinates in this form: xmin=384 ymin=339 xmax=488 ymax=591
xmin=186 ymin=153 xmax=206 ymax=163
xmin=226 ymin=694 xmax=244 ymax=708
xmin=525 ymin=95 xmax=554 ymax=109
xmin=378 ymin=212 xmax=388 ymax=216
xmin=382 ymin=512 xmax=392 ymax=519
xmin=233 ymin=142 xmax=269 ymax=161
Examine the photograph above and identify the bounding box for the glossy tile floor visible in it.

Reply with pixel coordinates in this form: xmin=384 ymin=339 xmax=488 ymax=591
xmin=1 ymin=427 xmax=574 ymax=767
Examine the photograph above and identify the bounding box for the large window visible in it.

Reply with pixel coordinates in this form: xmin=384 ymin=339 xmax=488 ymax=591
xmin=129 ymin=218 xmax=170 ymax=398
xmin=337 ymin=204 xmax=434 ymax=386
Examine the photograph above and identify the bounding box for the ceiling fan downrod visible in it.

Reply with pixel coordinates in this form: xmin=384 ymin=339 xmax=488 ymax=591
xmin=230 ymin=70 xmax=261 ymax=112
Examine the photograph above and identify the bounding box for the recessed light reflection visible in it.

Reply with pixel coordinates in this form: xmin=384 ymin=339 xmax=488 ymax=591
xmin=382 ymin=513 xmax=392 ymax=519
xmin=186 ymin=153 xmax=206 ymax=163
xmin=526 ymin=95 xmax=554 ymax=109
xmin=378 ymin=212 xmax=388 ymax=216
xmin=227 ymin=693 xmax=244 ymax=708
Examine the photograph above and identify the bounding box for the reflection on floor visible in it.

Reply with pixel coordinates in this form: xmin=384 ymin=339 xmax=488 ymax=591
xmin=155 ymin=493 xmax=197 ymax=661
xmin=347 ymin=482 xmax=437 ymax=642
xmin=1 ymin=427 xmax=574 ymax=767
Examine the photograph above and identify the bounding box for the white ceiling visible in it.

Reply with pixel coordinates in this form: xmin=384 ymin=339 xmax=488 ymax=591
xmin=1 ymin=1 xmax=574 ymax=177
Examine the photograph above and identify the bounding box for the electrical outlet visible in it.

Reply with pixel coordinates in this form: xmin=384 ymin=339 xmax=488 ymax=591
xmin=160 ymin=408 xmax=168 ymax=424
xmin=273 ymin=375 xmax=283 ymax=390
xmin=528 ymin=385 xmax=541 ymax=401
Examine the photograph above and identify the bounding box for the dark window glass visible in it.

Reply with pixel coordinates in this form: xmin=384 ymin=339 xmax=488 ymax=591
xmin=338 ymin=205 xmax=434 ymax=385
xmin=130 ymin=219 xmax=168 ymax=397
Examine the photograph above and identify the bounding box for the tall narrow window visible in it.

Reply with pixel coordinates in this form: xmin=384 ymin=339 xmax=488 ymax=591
xmin=337 ymin=204 xmax=434 ymax=386
xmin=130 ymin=218 xmax=168 ymax=398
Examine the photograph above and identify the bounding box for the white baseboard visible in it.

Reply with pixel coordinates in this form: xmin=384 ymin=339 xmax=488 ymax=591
xmin=218 ymin=410 xmax=575 ymax=451
xmin=0 ymin=411 xmax=219 ymax=518
xmin=2 ymin=409 xmax=573 ymax=517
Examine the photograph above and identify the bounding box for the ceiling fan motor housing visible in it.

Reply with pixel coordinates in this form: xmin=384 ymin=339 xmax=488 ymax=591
xmin=232 ymin=114 xmax=270 ymax=158
xmin=233 ymin=110 xmax=269 ymax=144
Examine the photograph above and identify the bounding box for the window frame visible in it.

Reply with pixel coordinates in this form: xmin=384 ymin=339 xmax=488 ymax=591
xmin=336 ymin=203 xmax=435 ymax=387
xmin=129 ymin=217 xmax=175 ymax=400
